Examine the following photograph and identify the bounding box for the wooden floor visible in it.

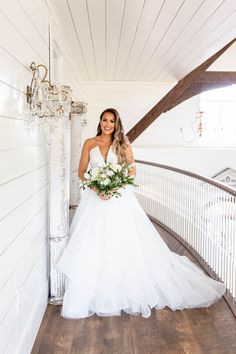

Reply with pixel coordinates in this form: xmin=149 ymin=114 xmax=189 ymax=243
xmin=31 ymin=224 xmax=236 ymax=354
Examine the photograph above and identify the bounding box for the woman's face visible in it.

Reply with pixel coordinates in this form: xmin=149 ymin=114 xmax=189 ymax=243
xmin=100 ymin=112 xmax=116 ymax=136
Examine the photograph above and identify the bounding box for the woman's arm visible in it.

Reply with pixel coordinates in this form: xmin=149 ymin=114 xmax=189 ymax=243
xmin=78 ymin=139 xmax=91 ymax=181
xmin=125 ymin=142 xmax=136 ymax=176
xmin=78 ymin=139 xmax=101 ymax=196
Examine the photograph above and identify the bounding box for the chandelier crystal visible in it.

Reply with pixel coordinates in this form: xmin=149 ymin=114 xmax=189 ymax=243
xmin=26 ymin=62 xmax=72 ymax=129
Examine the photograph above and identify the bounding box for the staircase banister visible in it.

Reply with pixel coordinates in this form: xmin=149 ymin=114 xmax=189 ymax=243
xmin=135 ymin=159 xmax=236 ymax=197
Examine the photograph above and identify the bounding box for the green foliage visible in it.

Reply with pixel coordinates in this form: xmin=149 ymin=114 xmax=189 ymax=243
xmin=80 ymin=163 xmax=137 ymax=198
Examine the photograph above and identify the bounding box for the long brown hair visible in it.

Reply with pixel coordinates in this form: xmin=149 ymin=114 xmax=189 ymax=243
xmin=96 ymin=108 xmax=129 ymax=164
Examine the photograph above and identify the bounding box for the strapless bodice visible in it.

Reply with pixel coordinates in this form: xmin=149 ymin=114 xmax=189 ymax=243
xmin=89 ymin=145 xmax=118 ymax=168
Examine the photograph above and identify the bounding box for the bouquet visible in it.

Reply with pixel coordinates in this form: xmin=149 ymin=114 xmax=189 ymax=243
xmin=80 ymin=163 xmax=137 ymax=198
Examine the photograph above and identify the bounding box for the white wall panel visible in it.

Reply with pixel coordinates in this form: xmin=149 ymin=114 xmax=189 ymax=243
xmin=81 ymin=81 xmax=236 ymax=176
xmin=0 ymin=212 xmax=48 ymax=291
xmin=0 ymin=166 xmax=48 ymax=221
xmin=0 ymin=10 xmax=45 ymax=67
xmin=0 ymin=147 xmax=47 ymax=185
xmin=0 ymin=84 xmax=26 ymax=119
xmin=0 ymin=248 xmax=47 ymax=354
xmin=134 ymin=147 xmax=236 ymax=177
xmin=18 ymin=0 xmax=49 ymax=46
xmin=0 ymin=1 xmax=82 ymax=353
xmin=0 ymin=186 xmax=48 ymax=256
xmin=0 ymin=46 xmax=30 ymax=93
xmin=4 ymin=283 xmax=48 ymax=354
xmin=1 ymin=1 xmax=48 ymax=63
xmin=81 ymin=80 xmax=173 ymax=138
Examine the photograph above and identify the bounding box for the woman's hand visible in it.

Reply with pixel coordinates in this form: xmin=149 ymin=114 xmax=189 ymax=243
xmin=89 ymin=186 xmax=112 ymax=200
xmin=90 ymin=186 xmax=98 ymax=194
xmin=98 ymin=191 xmax=113 ymax=200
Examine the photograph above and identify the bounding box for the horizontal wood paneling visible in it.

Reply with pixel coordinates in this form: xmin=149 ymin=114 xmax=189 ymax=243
xmin=0 ymin=252 xmax=48 ymax=354
xmin=0 ymin=1 xmax=79 ymax=353
xmin=0 ymin=10 xmax=46 ymax=67
xmin=0 ymin=166 xmax=48 ymax=221
xmin=4 ymin=283 xmax=48 ymax=354
xmin=0 ymin=83 xmax=26 ymax=119
xmin=0 ymin=46 xmax=30 ymax=93
xmin=18 ymin=0 xmax=49 ymax=46
xmin=0 ymin=147 xmax=47 ymax=185
xmin=81 ymin=81 xmax=175 ymax=139
xmin=0 ymin=1 xmax=81 ymax=353
xmin=0 ymin=1 xmax=48 ymax=63
xmin=0 ymin=210 xmax=48 ymax=292
xmin=0 ymin=184 xmax=48 ymax=255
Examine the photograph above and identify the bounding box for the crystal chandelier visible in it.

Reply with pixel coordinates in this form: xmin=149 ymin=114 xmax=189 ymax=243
xmin=195 ymin=110 xmax=207 ymax=137
xmin=179 ymin=110 xmax=207 ymax=143
xmin=26 ymin=62 xmax=72 ymax=128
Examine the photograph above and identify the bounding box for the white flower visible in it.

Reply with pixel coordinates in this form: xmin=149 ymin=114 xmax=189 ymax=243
xmin=107 ymin=170 xmax=114 ymax=176
xmin=103 ymin=178 xmax=110 ymax=185
xmin=90 ymin=168 xmax=100 ymax=179
xmin=92 ymin=167 xmax=100 ymax=175
xmin=111 ymin=163 xmax=122 ymax=172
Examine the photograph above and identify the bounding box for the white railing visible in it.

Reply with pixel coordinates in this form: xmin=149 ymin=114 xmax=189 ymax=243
xmin=135 ymin=160 xmax=236 ymax=309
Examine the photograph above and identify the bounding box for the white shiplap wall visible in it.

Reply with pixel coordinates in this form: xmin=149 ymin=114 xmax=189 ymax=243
xmin=0 ymin=1 xmax=80 ymax=353
xmin=80 ymin=81 xmax=236 ymax=176
xmin=80 ymin=80 xmax=174 ymax=141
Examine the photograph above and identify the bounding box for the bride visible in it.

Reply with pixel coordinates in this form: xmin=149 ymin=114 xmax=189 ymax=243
xmin=56 ymin=108 xmax=226 ymax=319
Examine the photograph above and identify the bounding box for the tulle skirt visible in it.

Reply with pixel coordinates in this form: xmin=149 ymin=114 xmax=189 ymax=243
xmin=56 ymin=186 xmax=226 ymax=319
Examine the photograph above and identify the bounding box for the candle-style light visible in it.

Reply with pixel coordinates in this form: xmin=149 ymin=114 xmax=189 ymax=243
xmin=26 ymin=62 xmax=72 ymax=128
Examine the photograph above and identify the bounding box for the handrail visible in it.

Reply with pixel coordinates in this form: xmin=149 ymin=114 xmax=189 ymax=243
xmin=135 ymin=159 xmax=236 ymax=197
xmin=134 ymin=159 xmax=236 ymax=316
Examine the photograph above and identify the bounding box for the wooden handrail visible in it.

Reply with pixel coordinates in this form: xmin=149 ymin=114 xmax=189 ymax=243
xmin=134 ymin=159 xmax=236 ymax=316
xmin=135 ymin=159 xmax=236 ymax=197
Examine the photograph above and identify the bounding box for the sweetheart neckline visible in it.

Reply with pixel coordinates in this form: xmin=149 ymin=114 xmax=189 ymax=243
xmin=90 ymin=144 xmax=112 ymax=163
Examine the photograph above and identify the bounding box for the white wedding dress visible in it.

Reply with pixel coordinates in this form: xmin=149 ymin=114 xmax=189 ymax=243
xmin=56 ymin=145 xmax=226 ymax=319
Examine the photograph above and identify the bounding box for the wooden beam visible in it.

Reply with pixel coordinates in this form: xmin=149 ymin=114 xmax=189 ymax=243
xmin=165 ymin=71 xmax=236 ymax=112
xmin=127 ymin=38 xmax=236 ymax=143
xmin=165 ymin=81 xmax=236 ymax=112
xmin=193 ymin=71 xmax=236 ymax=84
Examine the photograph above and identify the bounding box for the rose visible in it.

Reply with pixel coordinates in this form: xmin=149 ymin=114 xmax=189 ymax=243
xmin=110 ymin=164 xmax=122 ymax=172
xmin=103 ymin=178 xmax=110 ymax=186
xmin=91 ymin=167 xmax=100 ymax=178
xmin=106 ymin=170 xmax=114 ymax=176
xmin=80 ymin=162 xmax=137 ymax=199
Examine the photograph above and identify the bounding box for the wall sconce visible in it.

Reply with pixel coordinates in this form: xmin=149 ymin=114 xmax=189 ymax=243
xmin=26 ymin=62 xmax=72 ymax=127
xmin=179 ymin=110 xmax=207 ymax=143
xmin=70 ymin=101 xmax=88 ymax=129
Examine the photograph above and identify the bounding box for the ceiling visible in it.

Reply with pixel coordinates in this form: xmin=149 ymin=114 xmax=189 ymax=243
xmin=49 ymin=0 xmax=236 ymax=82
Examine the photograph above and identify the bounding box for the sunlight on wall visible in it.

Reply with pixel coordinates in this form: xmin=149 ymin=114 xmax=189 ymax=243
xmin=200 ymin=85 xmax=236 ymax=145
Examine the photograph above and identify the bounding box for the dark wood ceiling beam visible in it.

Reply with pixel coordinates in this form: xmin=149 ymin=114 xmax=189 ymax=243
xmin=127 ymin=38 xmax=236 ymax=143
xmin=193 ymin=71 xmax=236 ymax=84
xmin=165 ymin=71 xmax=236 ymax=112
xmin=165 ymin=82 xmax=233 ymax=112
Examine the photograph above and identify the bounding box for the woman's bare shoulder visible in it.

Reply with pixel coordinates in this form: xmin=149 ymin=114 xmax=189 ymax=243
xmin=83 ymin=137 xmax=98 ymax=150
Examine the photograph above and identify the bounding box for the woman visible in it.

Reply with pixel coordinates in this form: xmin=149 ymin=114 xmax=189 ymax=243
xmin=56 ymin=108 xmax=226 ymax=319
